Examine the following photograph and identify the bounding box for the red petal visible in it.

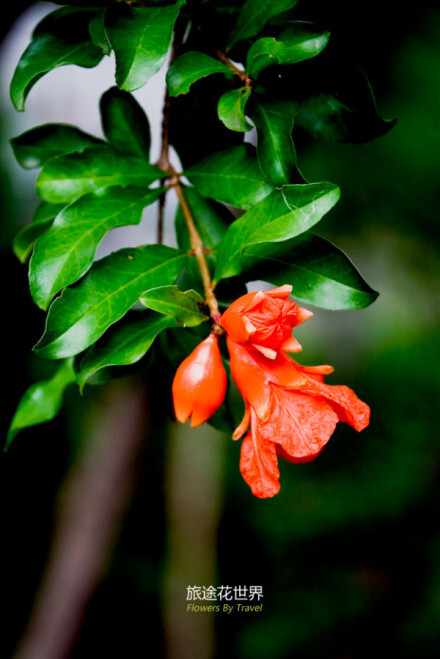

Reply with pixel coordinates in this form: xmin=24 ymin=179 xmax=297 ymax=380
xmin=300 ymin=376 xmax=370 ymax=431
xmin=295 ymin=307 xmax=313 ymax=326
xmin=257 ymin=386 xmax=338 ymax=462
xmin=264 ymin=285 xmax=292 ymax=299
xmin=232 ymin=404 xmax=251 ymax=440
xmin=227 ymin=338 xmax=272 ymax=419
xmin=281 ymin=336 xmax=302 ymax=352
xmin=239 ymin=430 xmax=280 ymax=498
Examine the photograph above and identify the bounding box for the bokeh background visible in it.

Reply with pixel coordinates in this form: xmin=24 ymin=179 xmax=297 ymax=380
xmin=1 ymin=1 xmax=440 ymax=658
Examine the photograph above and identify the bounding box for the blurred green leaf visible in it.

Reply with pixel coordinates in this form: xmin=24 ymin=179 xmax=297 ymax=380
xmin=250 ymin=98 xmax=302 ymax=185
xmin=13 ymin=202 xmax=64 ymax=263
xmin=260 ymin=56 xmax=396 ymax=143
xmin=6 ymin=359 xmax=75 ymax=450
xmin=140 ymin=286 xmax=208 ymax=327
xmin=11 ymin=124 xmax=103 ymax=169
xmin=100 ymin=87 xmax=151 ymax=159
xmin=215 ymin=182 xmax=340 ymax=280
xmin=217 ymin=88 xmax=253 ymax=132
xmin=77 ymin=312 xmax=175 ymax=391
xmin=29 ymin=186 xmax=164 ymax=311
xmin=34 ymin=245 xmax=187 ymax=359
xmin=228 ymin=0 xmax=299 ymax=47
xmin=106 ymin=2 xmax=184 ymax=92
xmin=244 ymin=234 xmax=378 ymax=309
xmin=10 ymin=7 xmax=103 ymax=111
xmin=247 ymin=22 xmax=330 ymax=77
xmin=186 ymin=145 xmax=273 ymax=210
xmin=88 ymin=8 xmax=111 ymax=56
xmin=37 ymin=146 xmax=163 ymax=203
xmin=166 ymin=51 xmax=232 ymax=96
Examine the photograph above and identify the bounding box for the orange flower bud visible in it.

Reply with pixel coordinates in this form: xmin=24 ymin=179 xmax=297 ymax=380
xmin=220 ymin=285 xmax=312 ymax=353
xmin=172 ymin=333 xmax=227 ymax=427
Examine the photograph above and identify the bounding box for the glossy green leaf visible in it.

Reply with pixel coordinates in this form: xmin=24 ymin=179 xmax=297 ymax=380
xmin=37 ymin=146 xmax=163 ymax=203
xmin=6 ymin=359 xmax=75 ymax=451
xmin=246 ymin=22 xmax=330 ymax=77
xmin=29 ymin=186 xmax=164 ymax=311
xmin=13 ymin=202 xmax=64 ymax=263
xmin=214 ymin=182 xmax=340 ymax=281
xmin=100 ymin=87 xmax=151 ymax=159
xmin=34 ymin=245 xmax=187 ymax=359
xmin=250 ymin=98 xmax=302 ymax=186
xmin=10 ymin=8 xmax=103 ymax=111
xmin=175 ymin=185 xmax=231 ymax=250
xmin=243 ymin=234 xmax=378 ymax=309
xmin=77 ymin=312 xmax=175 ymax=391
xmin=217 ymin=88 xmax=253 ymax=132
xmin=186 ymin=145 xmax=273 ymax=210
xmin=228 ymin=0 xmax=299 ymax=48
xmin=166 ymin=51 xmax=232 ymax=96
xmin=106 ymin=2 xmax=184 ymax=92
xmin=140 ymin=286 xmax=208 ymax=327
xmin=89 ymin=9 xmax=111 ymax=56
xmin=11 ymin=124 xmax=103 ymax=170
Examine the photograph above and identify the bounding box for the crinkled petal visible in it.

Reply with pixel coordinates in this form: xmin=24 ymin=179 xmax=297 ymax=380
xmin=310 ymin=382 xmax=370 ymax=431
xmin=240 ymin=429 xmax=280 ymax=498
xmin=258 ymin=386 xmax=338 ymax=462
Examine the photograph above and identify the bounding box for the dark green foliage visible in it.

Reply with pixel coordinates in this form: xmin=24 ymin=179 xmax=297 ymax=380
xmin=7 ymin=0 xmax=389 ymax=443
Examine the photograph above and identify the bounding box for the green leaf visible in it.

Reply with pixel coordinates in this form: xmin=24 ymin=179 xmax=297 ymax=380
xmin=228 ymin=0 xmax=299 ymax=48
xmin=13 ymin=202 xmax=64 ymax=263
xmin=166 ymin=51 xmax=232 ymax=97
xmin=6 ymin=359 xmax=75 ymax=451
xmin=217 ymin=88 xmax=253 ymax=132
xmin=175 ymin=185 xmax=231 ymax=250
xmin=260 ymin=56 xmax=396 ymax=143
xmin=100 ymin=87 xmax=151 ymax=159
xmin=140 ymin=285 xmax=208 ymax=327
xmin=186 ymin=145 xmax=273 ymax=210
xmin=37 ymin=146 xmax=163 ymax=203
xmin=10 ymin=8 xmax=103 ymax=111
xmin=246 ymin=23 xmax=330 ymax=77
xmin=106 ymin=2 xmax=184 ymax=92
xmin=243 ymin=234 xmax=379 ymax=309
xmin=11 ymin=124 xmax=103 ymax=170
xmin=77 ymin=312 xmax=175 ymax=392
xmin=89 ymin=9 xmax=111 ymax=56
xmin=29 ymin=186 xmax=164 ymax=311
xmin=34 ymin=245 xmax=187 ymax=359
xmin=214 ymin=182 xmax=340 ymax=281
xmin=250 ymin=98 xmax=302 ymax=186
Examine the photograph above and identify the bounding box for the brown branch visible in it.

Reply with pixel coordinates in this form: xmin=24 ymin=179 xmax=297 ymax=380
xmin=216 ymin=50 xmax=252 ymax=90
xmin=171 ymin=178 xmax=223 ymax=332
xmin=156 ymin=32 xmax=181 ymax=243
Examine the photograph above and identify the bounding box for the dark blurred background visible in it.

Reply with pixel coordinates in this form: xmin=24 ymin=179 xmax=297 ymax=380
xmin=1 ymin=2 xmax=440 ymax=658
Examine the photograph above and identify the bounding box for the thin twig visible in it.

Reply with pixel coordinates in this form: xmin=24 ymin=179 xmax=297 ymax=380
xmin=156 ymin=32 xmax=181 ymax=243
xmin=216 ymin=49 xmax=252 ymax=90
xmin=171 ymin=177 xmax=223 ymax=333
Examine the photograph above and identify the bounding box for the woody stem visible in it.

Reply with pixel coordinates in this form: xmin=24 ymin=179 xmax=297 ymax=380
xmin=171 ymin=179 xmax=223 ymax=332
xmin=216 ymin=50 xmax=252 ymax=89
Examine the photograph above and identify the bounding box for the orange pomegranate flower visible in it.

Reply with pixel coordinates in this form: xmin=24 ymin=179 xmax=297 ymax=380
xmin=221 ymin=284 xmax=312 ymax=357
xmin=172 ymin=333 xmax=227 ymax=427
xmin=221 ymin=287 xmax=370 ymax=499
